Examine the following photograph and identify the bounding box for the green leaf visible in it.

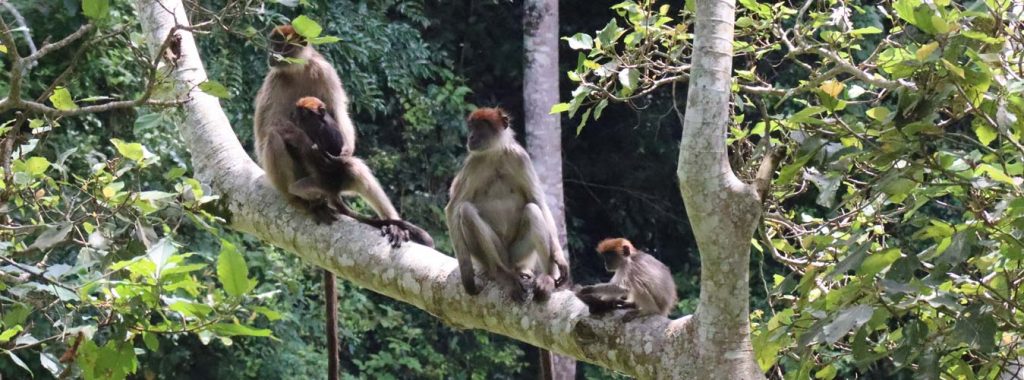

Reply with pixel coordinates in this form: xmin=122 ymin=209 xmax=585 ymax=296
xmin=893 ymin=0 xmax=921 ymax=22
xmin=858 ymin=248 xmax=901 ymax=277
xmin=82 ymin=0 xmax=110 ymax=20
xmin=549 ymin=103 xmax=570 ymax=114
xmin=291 ymin=15 xmax=323 ymax=38
xmin=307 ymin=36 xmax=341 ymax=45
xmin=210 ymin=323 xmax=272 ymax=337
xmin=952 ymin=305 xmax=997 ymax=353
xmin=110 ymin=138 xmax=144 ymax=161
xmin=850 ymin=27 xmax=882 ymax=35
xmin=217 ymin=240 xmax=253 ymax=297
xmin=7 ymin=352 xmax=32 ymax=376
xmin=618 ymin=68 xmax=639 ymax=90
xmin=169 ymin=301 xmax=214 ymax=318
xmin=28 ymin=223 xmax=73 ymax=251
xmin=596 ymin=19 xmax=620 ymax=47
xmin=0 ymin=44 xmax=7 ymax=54
xmin=916 ymin=42 xmax=939 ymax=61
xmin=198 ymin=80 xmax=232 ymax=99
xmin=252 ymin=306 xmax=283 ymax=321
xmin=974 ymin=123 xmax=997 ymax=146
xmin=22 ymin=156 xmax=51 ymax=176
xmin=822 ymin=305 xmax=874 ymax=344
xmin=942 ymin=59 xmax=965 ymax=78
xmin=866 ymin=107 xmax=891 ymax=122
xmin=49 ymin=87 xmax=78 ymax=111
xmin=0 ymin=325 xmax=23 ymax=343
xmin=565 ymin=33 xmax=594 ymax=50
xmin=142 ymin=332 xmax=159 ymax=351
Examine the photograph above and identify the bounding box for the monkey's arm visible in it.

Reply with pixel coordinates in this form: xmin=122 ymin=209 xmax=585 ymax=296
xmin=575 ymin=284 xmax=634 ymax=314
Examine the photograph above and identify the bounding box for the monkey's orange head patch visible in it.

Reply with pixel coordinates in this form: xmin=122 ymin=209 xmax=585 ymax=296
xmin=596 ymin=238 xmax=634 ymax=256
xmin=271 ymin=25 xmax=297 ymax=38
xmin=295 ymin=97 xmax=326 ymax=113
xmin=467 ymin=107 xmax=510 ymax=130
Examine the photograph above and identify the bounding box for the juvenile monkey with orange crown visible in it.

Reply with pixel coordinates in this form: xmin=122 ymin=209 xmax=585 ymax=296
xmin=575 ymin=238 xmax=677 ymax=317
xmin=445 ymin=107 xmax=570 ymax=302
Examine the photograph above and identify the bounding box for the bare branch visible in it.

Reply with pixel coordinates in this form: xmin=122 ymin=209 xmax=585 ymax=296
xmin=23 ymin=24 xmax=94 ymax=63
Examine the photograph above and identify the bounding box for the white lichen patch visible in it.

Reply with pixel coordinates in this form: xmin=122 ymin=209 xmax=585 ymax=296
xmin=644 ymin=341 xmax=653 ymax=354
xmin=520 ymin=316 xmax=531 ymax=330
xmin=401 ymin=273 xmax=420 ymax=294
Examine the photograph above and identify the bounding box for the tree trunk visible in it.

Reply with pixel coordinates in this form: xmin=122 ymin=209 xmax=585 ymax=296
xmin=524 ymin=0 xmax=575 ymax=378
xmin=677 ymin=0 xmax=765 ymax=377
xmin=132 ymin=0 xmax=764 ymax=378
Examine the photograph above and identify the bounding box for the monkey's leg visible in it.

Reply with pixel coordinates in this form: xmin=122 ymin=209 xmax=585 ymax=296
xmin=575 ymin=284 xmax=632 ymax=314
xmin=338 ymin=158 xmax=417 ymax=246
xmin=288 ymin=177 xmax=339 ymax=224
xmin=452 ymin=202 xmax=521 ymax=299
xmin=509 ymin=203 xmax=563 ymax=301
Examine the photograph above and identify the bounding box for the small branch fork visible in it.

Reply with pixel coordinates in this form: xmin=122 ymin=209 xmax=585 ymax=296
xmin=0 ymin=13 xmax=192 ymax=118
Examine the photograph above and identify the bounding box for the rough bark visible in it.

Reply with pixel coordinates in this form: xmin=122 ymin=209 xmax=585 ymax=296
xmin=524 ymin=0 xmax=575 ymax=378
xmin=137 ymin=0 xmax=770 ymax=377
xmin=677 ymin=0 xmax=765 ymax=378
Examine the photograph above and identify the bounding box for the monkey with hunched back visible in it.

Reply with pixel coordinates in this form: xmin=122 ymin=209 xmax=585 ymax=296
xmin=445 ymin=107 xmax=570 ymax=302
xmin=252 ymin=25 xmax=430 ymax=380
xmin=576 ymin=238 xmax=677 ymax=317
xmin=284 ymin=97 xmax=433 ymax=247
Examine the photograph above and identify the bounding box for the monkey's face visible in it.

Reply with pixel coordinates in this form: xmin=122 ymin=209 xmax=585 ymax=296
xmin=599 ymin=250 xmax=626 ymax=272
xmin=268 ymin=27 xmax=309 ymax=68
xmin=466 ymin=120 xmax=502 ymax=151
xmin=466 ymin=108 xmax=510 ymax=152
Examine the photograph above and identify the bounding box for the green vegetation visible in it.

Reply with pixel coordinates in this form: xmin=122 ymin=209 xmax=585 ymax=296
xmin=1 ymin=0 xmax=1022 ymax=378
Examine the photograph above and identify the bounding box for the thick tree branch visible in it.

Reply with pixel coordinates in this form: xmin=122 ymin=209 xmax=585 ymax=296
xmin=136 ymin=0 xmax=701 ymax=378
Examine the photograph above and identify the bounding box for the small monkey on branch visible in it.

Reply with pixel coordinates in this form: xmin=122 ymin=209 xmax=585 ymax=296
xmin=446 ymin=108 xmax=570 ymax=302
xmin=575 ymin=238 xmax=677 ymax=317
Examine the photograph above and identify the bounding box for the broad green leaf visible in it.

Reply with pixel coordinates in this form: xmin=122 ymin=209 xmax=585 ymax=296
xmin=549 ymin=103 xmax=570 ymax=114
xmin=618 ymin=68 xmax=639 ymax=90
xmin=252 ymin=306 xmax=283 ymax=321
xmin=974 ymin=123 xmax=997 ymax=146
xmin=819 ymin=80 xmax=844 ymax=98
xmin=880 ymin=177 xmax=916 ymax=197
xmin=0 ymin=44 xmax=7 ymax=54
xmin=28 ymin=223 xmax=73 ymax=251
xmin=0 ymin=325 xmax=23 ymax=343
xmin=142 ymin=332 xmax=159 ymax=351
xmin=198 ymin=80 xmax=232 ymax=99
xmin=789 ymin=106 xmax=826 ymax=125
xmin=866 ymin=107 xmax=891 ymax=122
xmin=217 ymin=240 xmax=253 ymax=297
xmin=952 ymin=305 xmax=997 ymax=353
xmin=815 ymin=364 xmax=837 ymax=380
xmin=291 ymin=15 xmax=322 ymax=38
xmin=7 ymin=352 xmax=32 ymax=376
xmin=169 ymin=301 xmax=214 ymax=318
xmin=82 ymin=0 xmax=110 ymax=20
xmin=565 ymin=33 xmax=594 ymax=50
xmin=21 ymin=156 xmax=50 ymax=176
xmin=942 ymin=59 xmax=965 ymax=78
xmin=147 ymin=239 xmax=176 ymax=278
xmin=893 ymin=0 xmax=921 ymax=24
xmin=916 ymin=42 xmax=939 ymax=61
xmin=822 ymin=305 xmax=874 ymax=344
xmin=596 ymin=19 xmax=620 ymax=48
xmin=49 ymin=87 xmax=78 ymax=111
xmin=858 ymin=248 xmax=901 ymax=277
xmin=110 ymin=138 xmax=144 ymax=161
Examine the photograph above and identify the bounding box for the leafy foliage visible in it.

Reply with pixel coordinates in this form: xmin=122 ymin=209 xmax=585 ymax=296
xmin=562 ymin=0 xmax=1024 ymax=378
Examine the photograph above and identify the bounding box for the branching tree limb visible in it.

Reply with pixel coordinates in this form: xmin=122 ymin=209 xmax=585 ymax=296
xmin=135 ymin=0 xmax=709 ymax=378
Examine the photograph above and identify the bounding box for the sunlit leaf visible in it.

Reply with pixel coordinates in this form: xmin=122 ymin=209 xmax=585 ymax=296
xmin=198 ymin=80 xmax=232 ymax=99
xmin=218 ymin=240 xmax=253 ymax=297
xmin=82 ymin=0 xmax=110 ymax=20
xmin=49 ymin=87 xmax=78 ymax=111
xmin=291 ymin=15 xmax=322 ymax=38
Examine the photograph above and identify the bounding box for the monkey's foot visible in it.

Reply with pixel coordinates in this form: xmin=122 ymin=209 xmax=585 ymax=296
xmin=380 ymin=224 xmax=410 ymax=248
xmin=532 ymin=275 xmax=555 ymax=302
xmin=309 ymin=205 xmax=338 ymax=224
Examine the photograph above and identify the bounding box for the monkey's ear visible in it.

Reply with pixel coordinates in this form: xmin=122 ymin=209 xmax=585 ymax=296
xmin=500 ymin=113 xmax=510 ymax=129
xmin=621 ymin=245 xmax=631 ymax=257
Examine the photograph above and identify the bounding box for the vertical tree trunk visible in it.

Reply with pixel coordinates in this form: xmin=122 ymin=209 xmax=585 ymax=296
xmin=523 ymin=0 xmax=575 ymax=378
xmin=678 ymin=0 xmax=765 ymax=377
